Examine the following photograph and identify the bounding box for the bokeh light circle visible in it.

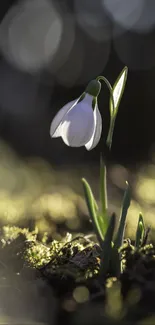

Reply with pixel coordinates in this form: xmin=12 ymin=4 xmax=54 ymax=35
xmin=0 ymin=0 xmax=63 ymax=72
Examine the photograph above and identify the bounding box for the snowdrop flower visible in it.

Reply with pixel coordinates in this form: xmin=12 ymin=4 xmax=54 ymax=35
xmin=50 ymin=80 xmax=102 ymax=150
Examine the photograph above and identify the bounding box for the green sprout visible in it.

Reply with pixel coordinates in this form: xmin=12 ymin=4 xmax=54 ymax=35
xmin=82 ymin=155 xmax=152 ymax=280
xmin=82 ymin=159 xmax=131 ymax=279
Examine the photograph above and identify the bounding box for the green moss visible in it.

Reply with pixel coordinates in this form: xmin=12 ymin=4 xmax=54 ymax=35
xmin=1 ymin=225 xmax=155 ymax=293
xmin=0 ymin=226 xmax=101 ymax=281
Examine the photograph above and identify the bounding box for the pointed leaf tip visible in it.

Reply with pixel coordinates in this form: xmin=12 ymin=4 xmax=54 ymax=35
xmin=112 ymin=66 xmax=128 ymax=114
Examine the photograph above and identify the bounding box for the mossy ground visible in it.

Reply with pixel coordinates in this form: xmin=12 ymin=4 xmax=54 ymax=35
xmin=1 ymin=226 xmax=155 ymax=324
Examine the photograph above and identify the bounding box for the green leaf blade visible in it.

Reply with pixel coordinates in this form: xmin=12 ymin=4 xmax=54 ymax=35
xmin=100 ymin=213 xmax=116 ymax=278
xmin=82 ymin=178 xmax=104 ymax=246
xmin=115 ymin=181 xmax=131 ymax=249
xmin=110 ymin=66 xmax=128 ymax=117
xmin=107 ymin=66 xmax=128 ymax=149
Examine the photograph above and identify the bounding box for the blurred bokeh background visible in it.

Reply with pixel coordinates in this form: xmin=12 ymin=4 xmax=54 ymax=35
xmin=0 ymin=0 xmax=154 ymax=238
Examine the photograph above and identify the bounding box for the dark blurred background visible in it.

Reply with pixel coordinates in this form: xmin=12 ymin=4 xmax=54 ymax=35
xmin=0 ymin=0 xmax=155 ymax=166
xmin=0 ymin=0 xmax=154 ymax=239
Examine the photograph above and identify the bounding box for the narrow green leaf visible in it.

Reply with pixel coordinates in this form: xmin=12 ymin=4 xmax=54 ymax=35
xmin=135 ymin=213 xmax=145 ymax=248
xmin=97 ymin=214 xmax=108 ymax=238
xmin=82 ymin=178 xmax=104 ymax=247
xmin=106 ymin=66 xmax=128 ymax=149
xmin=110 ymin=66 xmax=128 ymax=117
xmin=100 ymin=156 xmax=108 ymax=234
xmin=100 ymin=213 xmax=116 ymax=278
xmin=114 ymin=182 xmax=131 ymax=249
xmin=93 ymin=195 xmax=99 ymax=213
xmin=110 ymin=246 xmax=121 ymax=278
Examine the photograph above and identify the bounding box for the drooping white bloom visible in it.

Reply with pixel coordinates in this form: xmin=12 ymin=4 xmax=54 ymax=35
xmin=50 ymin=67 xmax=128 ymax=150
xmin=50 ymin=81 xmax=102 ymax=150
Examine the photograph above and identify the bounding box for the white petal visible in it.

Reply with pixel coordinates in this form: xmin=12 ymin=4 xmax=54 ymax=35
xmin=85 ymin=104 xmax=102 ymax=150
xmin=83 ymin=93 xmax=94 ymax=105
xmin=113 ymin=67 xmax=127 ymax=109
xmin=50 ymin=98 xmax=79 ymax=138
xmin=61 ymin=98 xmax=94 ymax=147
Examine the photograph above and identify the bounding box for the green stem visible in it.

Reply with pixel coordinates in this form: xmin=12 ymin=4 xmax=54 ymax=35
xmin=96 ymin=75 xmax=116 ymax=149
xmin=96 ymin=76 xmax=115 ymax=118
xmin=106 ymin=115 xmax=116 ymax=149
xmin=100 ymin=155 xmax=108 ymax=220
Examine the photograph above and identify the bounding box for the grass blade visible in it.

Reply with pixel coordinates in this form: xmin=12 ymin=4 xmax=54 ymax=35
xmin=114 ymin=182 xmax=131 ymax=249
xmin=135 ymin=212 xmax=145 ymax=248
